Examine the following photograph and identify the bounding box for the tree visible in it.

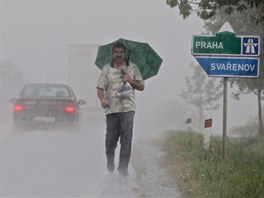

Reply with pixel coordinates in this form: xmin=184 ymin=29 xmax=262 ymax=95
xmin=166 ymin=0 xmax=264 ymax=25
xmin=181 ymin=63 xmax=222 ymax=132
xmin=0 ymin=60 xmax=24 ymax=97
xmin=166 ymin=0 xmax=264 ymax=135
xmin=0 ymin=60 xmax=24 ymax=125
xmin=203 ymin=8 xmax=264 ymax=136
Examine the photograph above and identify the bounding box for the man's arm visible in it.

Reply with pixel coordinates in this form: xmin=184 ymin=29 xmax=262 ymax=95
xmin=97 ymin=87 xmax=110 ymax=108
xmin=123 ymin=74 xmax=145 ymax=91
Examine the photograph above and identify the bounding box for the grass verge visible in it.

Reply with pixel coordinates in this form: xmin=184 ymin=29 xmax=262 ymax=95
xmin=160 ymin=130 xmax=264 ymax=198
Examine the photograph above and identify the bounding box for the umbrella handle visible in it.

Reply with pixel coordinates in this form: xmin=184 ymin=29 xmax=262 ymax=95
xmin=121 ymin=69 xmax=126 ymax=75
xmin=120 ymin=69 xmax=125 ymax=85
xmin=126 ymin=51 xmax=131 ymax=66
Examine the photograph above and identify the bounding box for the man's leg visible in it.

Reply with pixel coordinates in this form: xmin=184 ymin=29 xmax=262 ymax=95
xmin=105 ymin=113 xmax=120 ymax=172
xmin=118 ymin=111 xmax=135 ymax=176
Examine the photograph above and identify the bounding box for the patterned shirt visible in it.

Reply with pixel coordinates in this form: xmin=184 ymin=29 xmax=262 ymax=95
xmin=97 ymin=61 xmax=144 ymax=115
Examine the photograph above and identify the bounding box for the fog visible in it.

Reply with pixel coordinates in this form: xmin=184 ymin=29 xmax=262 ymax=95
xmin=0 ymin=0 xmax=260 ymax=137
xmin=0 ymin=0 xmax=261 ymax=197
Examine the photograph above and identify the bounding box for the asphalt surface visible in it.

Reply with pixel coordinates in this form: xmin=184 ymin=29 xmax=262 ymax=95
xmin=0 ymin=112 xmax=180 ymax=198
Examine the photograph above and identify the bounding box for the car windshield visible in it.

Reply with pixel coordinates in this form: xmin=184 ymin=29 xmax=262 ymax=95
xmin=21 ymin=84 xmax=70 ymax=97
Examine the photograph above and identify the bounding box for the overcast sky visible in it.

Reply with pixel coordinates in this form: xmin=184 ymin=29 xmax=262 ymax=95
xmin=0 ymin=0 xmax=204 ymax=83
xmin=0 ymin=0 xmax=258 ymax=132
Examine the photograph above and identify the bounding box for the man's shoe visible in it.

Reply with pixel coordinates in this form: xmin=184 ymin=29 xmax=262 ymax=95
xmin=118 ymin=168 xmax=129 ymax=176
xmin=107 ymin=161 xmax=115 ymax=173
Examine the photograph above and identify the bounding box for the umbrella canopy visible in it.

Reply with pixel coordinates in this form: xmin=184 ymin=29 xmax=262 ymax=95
xmin=95 ymin=38 xmax=163 ymax=80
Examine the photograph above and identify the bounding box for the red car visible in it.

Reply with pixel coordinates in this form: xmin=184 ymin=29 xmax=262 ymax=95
xmin=10 ymin=83 xmax=86 ymax=133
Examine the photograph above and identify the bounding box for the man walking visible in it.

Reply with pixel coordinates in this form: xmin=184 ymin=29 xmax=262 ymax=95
xmin=96 ymin=42 xmax=144 ymax=176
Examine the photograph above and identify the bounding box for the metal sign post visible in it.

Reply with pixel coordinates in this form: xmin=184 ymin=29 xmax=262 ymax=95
xmin=222 ymin=77 xmax=227 ymax=159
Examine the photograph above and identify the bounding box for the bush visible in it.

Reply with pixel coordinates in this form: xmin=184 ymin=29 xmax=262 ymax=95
xmin=161 ymin=130 xmax=264 ymax=198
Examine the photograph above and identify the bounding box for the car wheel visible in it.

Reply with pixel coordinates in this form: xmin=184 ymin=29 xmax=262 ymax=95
xmin=70 ymin=115 xmax=81 ymax=133
xmin=69 ymin=121 xmax=81 ymax=133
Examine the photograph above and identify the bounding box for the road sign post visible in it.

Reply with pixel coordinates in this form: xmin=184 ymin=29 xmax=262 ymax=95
xmin=192 ymin=31 xmax=260 ymax=78
xmin=191 ymin=30 xmax=261 ymax=159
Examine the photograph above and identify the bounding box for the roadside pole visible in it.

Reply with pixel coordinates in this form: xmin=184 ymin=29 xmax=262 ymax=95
xmin=203 ymin=116 xmax=213 ymax=150
xmin=222 ymin=77 xmax=227 ymax=159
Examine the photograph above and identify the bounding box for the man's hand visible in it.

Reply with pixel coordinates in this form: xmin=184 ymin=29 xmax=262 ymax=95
xmin=101 ymin=98 xmax=110 ymax=109
xmin=122 ymin=74 xmax=144 ymax=91
xmin=97 ymin=88 xmax=110 ymax=109
xmin=122 ymin=74 xmax=132 ymax=83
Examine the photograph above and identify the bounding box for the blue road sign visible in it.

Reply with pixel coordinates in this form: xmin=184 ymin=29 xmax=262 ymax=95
xmin=242 ymin=36 xmax=260 ymax=56
xmin=195 ymin=56 xmax=259 ymax=77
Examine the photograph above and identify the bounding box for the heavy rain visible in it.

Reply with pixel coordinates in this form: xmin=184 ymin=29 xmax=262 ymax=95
xmin=1 ymin=0 xmax=263 ymax=197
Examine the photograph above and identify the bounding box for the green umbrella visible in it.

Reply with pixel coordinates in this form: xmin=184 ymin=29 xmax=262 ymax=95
xmin=95 ymin=38 xmax=163 ymax=80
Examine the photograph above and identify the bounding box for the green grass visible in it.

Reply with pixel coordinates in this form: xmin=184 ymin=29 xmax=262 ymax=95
xmin=160 ymin=130 xmax=264 ymax=198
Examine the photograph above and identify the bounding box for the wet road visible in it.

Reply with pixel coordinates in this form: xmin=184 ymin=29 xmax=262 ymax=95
xmin=0 ymin=111 xmax=180 ymax=197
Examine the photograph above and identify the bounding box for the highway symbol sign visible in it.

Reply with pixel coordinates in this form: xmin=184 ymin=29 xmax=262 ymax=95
xmin=242 ymin=37 xmax=260 ymax=55
xmin=194 ymin=56 xmax=259 ymax=77
xmin=192 ymin=31 xmax=260 ymax=56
